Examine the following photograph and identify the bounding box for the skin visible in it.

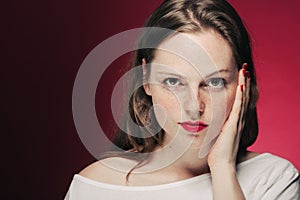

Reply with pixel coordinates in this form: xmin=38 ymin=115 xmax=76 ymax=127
xmin=79 ymin=29 xmax=256 ymax=199
xmin=144 ymin=30 xmax=238 ymax=151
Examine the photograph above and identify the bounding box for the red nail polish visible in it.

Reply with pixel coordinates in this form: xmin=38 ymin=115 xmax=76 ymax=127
xmin=242 ymin=63 xmax=248 ymax=70
xmin=240 ymin=85 xmax=243 ymax=91
xmin=245 ymin=71 xmax=250 ymax=78
xmin=242 ymin=69 xmax=246 ymax=76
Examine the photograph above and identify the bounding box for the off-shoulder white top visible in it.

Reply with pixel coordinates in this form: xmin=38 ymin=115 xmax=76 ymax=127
xmin=65 ymin=153 xmax=300 ymax=200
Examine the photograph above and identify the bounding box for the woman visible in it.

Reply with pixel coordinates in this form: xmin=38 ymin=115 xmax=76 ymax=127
xmin=66 ymin=0 xmax=299 ymax=199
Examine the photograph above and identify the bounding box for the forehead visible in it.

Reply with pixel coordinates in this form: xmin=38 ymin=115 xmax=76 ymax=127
xmin=152 ymin=30 xmax=236 ymax=76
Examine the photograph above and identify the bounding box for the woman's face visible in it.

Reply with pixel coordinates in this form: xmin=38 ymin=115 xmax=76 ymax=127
xmin=144 ymin=30 xmax=238 ymax=150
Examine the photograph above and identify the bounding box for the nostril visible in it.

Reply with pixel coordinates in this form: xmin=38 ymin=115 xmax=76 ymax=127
xmin=199 ymin=109 xmax=204 ymax=116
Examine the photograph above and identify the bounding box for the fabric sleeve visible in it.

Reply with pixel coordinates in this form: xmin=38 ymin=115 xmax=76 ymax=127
xmin=253 ymin=160 xmax=300 ymax=200
xmin=64 ymin=189 xmax=70 ymax=200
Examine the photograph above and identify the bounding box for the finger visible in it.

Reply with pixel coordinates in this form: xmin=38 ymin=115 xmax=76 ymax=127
xmin=241 ymin=67 xmax=251 ymax=124
xmin=222 ymin=68 xmax=244 ymax=132
xmin=237 ymin=66 xmax=246 ymax=136
xmin=239 ymin=66 xmax=246 ymax=112
xmin=245 ymin=71 xmax=251 ymax=110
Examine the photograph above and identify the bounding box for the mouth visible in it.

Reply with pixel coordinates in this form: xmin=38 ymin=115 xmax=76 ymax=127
xmin=178 ymin=121 xmax=208 ymax=133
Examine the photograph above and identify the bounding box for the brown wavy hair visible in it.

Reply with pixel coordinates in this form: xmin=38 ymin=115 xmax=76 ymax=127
xmin=100 ymin=0 xmax=259 ymax=179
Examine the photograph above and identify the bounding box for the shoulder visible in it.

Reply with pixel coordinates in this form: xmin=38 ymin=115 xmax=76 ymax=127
xmin=78 ymin=157 xmax=138 ymax=185
xmin=239 ymin=152 xmax=298 ymax=172
xmin=78 ymin=160 xmax=112 ymax=181
xmin=65 ymin=158 xmax=140 ymax=199
xmin=238 ymin=152 xmax=299 ymax=185
xmin=253 ymin=153 xmax=297 ymax=170
xmin=239 ymin=153 xmax=300 ymax=199
xmin=262 ymin=153 xmax=299 ymax=178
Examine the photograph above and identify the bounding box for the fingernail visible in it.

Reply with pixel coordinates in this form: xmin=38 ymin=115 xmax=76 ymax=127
xmin=242 ymin=63 xmax=248 ymax=70
xmin=240 ymin=85 xmax=243 ymax=91
xmin=142 ymin=58 xmax=146 ymax=65
xmin=242 ymin=69 xmax=246 ymax=76
xmin=245 ymin=71 xmax=250 ymax=78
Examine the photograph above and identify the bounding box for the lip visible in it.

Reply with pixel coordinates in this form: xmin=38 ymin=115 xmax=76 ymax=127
xmin=178 ymin=121 xmax=208 ymax=133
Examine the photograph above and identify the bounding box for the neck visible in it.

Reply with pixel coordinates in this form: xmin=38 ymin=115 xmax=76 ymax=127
xmin=141 ymin=143 xmax=210 ymax=180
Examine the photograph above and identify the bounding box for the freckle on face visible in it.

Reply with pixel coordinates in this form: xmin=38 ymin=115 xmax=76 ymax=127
xmin=147 ymin=31 xmax=238 ymax=149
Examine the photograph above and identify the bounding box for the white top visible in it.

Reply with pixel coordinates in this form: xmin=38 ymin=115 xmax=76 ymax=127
xmin=65 ymin=153 xmax=300 ymax=200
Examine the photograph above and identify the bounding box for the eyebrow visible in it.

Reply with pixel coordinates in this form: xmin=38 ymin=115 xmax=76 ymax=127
xmin=156 ymin=69 xmax=232 ymax=79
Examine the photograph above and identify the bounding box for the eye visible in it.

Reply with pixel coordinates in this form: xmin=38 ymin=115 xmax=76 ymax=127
xmin=163 ymin=78 xmax=181 ymax=86
xmin=206 ymin=78 xmax=226 ymax=89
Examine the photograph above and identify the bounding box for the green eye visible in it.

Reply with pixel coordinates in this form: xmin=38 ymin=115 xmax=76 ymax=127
xmin=207 ymin=78 xmax=225 ymax=88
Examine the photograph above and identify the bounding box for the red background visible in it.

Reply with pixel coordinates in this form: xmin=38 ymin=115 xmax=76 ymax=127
xmin=2 ymin=0 xmax=300 ymax=199
xmin=228 ymin=0 xmax=300 ymax=168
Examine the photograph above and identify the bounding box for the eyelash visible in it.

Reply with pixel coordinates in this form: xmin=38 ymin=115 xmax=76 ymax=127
xmin=163 ymin=78 xmax=183 ymax=86
xmin=162 ymin=77 xmax=227 ymax=89
xmin=203 ymin=78 xmax=227 ymax=89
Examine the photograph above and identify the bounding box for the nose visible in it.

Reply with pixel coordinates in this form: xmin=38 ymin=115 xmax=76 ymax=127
xmin=183 ymin=87 xmax=205 ymax=120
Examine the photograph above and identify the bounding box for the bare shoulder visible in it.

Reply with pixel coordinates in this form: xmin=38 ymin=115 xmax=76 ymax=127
xmin=79 ymin=157 xmax=138 ymax=185
xmin=78 ymin=160 xmax=115 ymax=181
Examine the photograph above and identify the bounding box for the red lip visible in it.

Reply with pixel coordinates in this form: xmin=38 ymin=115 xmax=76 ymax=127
xmin=178 ymin=121 xmax=208 ymax=133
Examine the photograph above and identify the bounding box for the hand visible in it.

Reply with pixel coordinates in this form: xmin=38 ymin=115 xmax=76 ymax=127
xmin=207 ymin=63 xmax=250 ymax=170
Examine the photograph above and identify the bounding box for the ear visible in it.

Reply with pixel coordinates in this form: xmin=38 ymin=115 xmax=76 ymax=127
xmin=142 ymin=58 xmax=152 ymax=96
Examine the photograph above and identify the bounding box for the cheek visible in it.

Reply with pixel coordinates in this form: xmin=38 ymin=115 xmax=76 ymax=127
xmin=209 ymin=88 xmax=236 ymax=124
xmin=225 ymin=90 xmax=236 ymax=116
xmin=150 ymin=86 xmax=181 ymax=125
